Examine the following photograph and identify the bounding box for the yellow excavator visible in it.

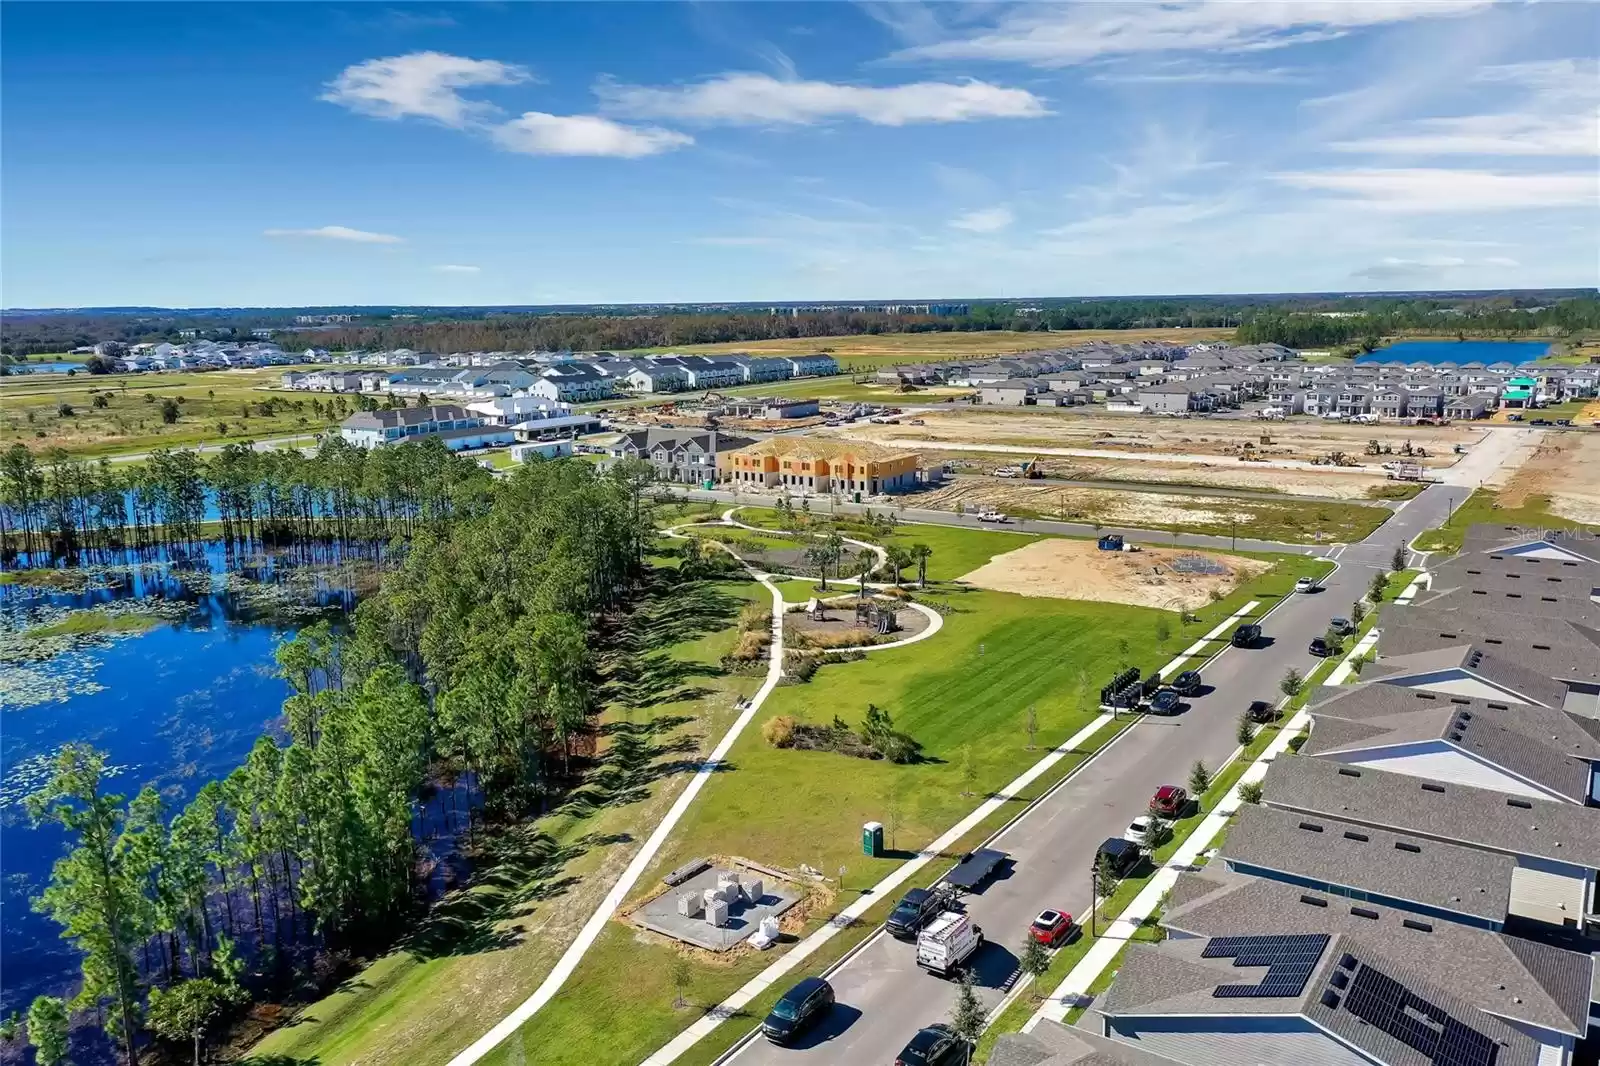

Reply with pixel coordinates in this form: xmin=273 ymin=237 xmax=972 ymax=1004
xmin=1019 ymin=455 xmax=1045 ymax=479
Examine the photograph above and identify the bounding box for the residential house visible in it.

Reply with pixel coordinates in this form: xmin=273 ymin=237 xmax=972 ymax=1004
xmin=622 ymin=365 xmax=688 ymax=394
xmin=339 ymin=405 xmax=513 ymax=451
xmin=722 ymin=438 xmax=920 ymax=495
xmin=608 ymin=429 xmax=754 ymax=484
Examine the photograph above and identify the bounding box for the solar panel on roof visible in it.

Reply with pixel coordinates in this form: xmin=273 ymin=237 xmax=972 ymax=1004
xmin=1204 ymin=934 xmax=1329 ymax=1000
xmin=1337 ymin=961 xmax=1500 ymax=1066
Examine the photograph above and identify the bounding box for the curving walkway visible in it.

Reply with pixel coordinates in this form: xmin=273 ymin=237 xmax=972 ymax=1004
xmin=816 ymin=599 xmax=944 ymax=654
xmin=443 ymin=529 xmax=787 ymax=1066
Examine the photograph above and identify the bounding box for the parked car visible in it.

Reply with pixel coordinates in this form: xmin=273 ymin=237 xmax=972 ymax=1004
xmin=1556 ymin=418 xmax=1572 ymax=426
xmin=1096 ymin=837 xmax=1142 ymax=878
xmin=1309 ymin=637 xmax=1333 ymax=657
xmin=762 ymin=977 xmax=834 ymax=1045
xmin=896 ymin=1024 xmax=966 ymax=1066
xmin=1123 ymin=815 xmax=1170 ymax=846
xmin=1328 ymin=616 xmax=1354 ymax=636
xmin=1530 ymin=419 xmax=1552 ymax=426
xmin=1029 ymin=908 xmax=1076 ymax=947
xmin=1507 ymin=414 xmax=1523 ymax=422
xmin=1232 ymin=623 xmax=1262 ymax=648
xmin=1294 ymin=576 xmax=1319 ymax=593
xmin=1245 ymin=699 xmax=1279 ymax=723
xmin=1150 ymin=784 xmax=1189 ymax=818
xmin=916 ymin=911 xmax=983 ymax=978
xmin=977 ymin=511 xmax=1009 ymax=523
xmin=1148 ymin=688 xmax=1183 ymax=716
xmin=1170 ymin=670 xmax=1202 ymax=695
xmin=909 ymin=418 xmax=926 ymax=425
xmin=887 ymin=887 xmax=947 ymax=940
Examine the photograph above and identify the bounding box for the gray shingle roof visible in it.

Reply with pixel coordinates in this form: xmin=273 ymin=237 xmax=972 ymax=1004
xmin=1261 ymin=754 xmax=1600 ymax=868
xmin=991 ymin=1022 xmax=1188 ymax=1066
xmin=1159 ymin=868 xmax=1594 ymax=1036
xmin=1378 ymin=606 xmax=1600 ymax=684
xmin=1304 ymin=684 xmax=1600 ymax=804
xmin=1217 ymin=803 xmax=1514 ymax=922
xmin=1363 ymin=643 xmax=1572 ymax=709
xmin=1100 ymin=934 xmax=1541 ymax=1066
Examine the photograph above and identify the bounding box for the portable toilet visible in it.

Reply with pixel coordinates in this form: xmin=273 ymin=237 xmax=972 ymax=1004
xmin=862 ymin=821 xmax=884 ymax=857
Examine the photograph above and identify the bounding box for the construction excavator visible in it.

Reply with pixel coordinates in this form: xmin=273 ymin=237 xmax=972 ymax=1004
xmin=1018 ymin=455 xmax=1045 ymax=479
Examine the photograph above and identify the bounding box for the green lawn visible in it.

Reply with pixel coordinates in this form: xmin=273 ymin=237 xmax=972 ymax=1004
xmin=246 ymin=569 xmax=769 ymax=1066
xmin=1411 ymin=488 xmax=1598 ymax=553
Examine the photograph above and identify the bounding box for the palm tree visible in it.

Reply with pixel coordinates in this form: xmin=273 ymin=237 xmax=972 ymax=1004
xmin=854 ymin=548 xmax=875 ymax=598
xmin=910 ymin=542 xmax=933 ymax=587
xmin=885 ymin=545 xmax=912 ymax=587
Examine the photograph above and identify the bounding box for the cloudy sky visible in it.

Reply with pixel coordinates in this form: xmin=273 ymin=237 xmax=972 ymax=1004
xmin=3 ymin=1 xmax=1595 ymax=306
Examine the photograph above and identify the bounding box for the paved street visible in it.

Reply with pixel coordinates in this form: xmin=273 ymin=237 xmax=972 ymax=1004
xmin=722 ymin=481 xmax=1461 ymax=1065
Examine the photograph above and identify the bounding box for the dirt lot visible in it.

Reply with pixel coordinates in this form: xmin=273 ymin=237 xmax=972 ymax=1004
xmin=830 ymin=408 xmax=1481 ymax=472
xmin=957 ymin=539 xmax=1269 ymax=609
xmin=928 ymin=454 xmax=1391 ymax=500
xmin=1496 ymin=430 xmax=1600 ymax=526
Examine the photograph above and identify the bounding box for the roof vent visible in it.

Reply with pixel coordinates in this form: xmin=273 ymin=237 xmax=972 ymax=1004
xmin=1531 ymin=644 xmax=1551 ymax=650
xmin=1450 ymin=697 xmax=1471 ymax=705
xmin=1344 ymin=831 xmax=1370 ymax=842
xmin=1413 ymin=692 xmax=1437 ymax=701
xmin=1337 ymin=767 xmax=1361 ymax=778
xmin=1421 ymin=783 xmax=1446 ymax=793
xmin=1458 ymin=711 xmax=1473 ymax=721
xmin=1351 ymin=906 xmax=1380 ymax=920
xmin=1486 ymin=702 xmax=1508 ymax=710
xmin=1339 ymin=953 xmax=1357 ymax=970
xmin=1331 ymin=971 xmax=1350 ymax=990
xmin=1506 ymin=592 xmax=1522 ymax=598
xmin=1299 ymin=821 xmax=1324 ymax=833
xmin=1439 ymin=632 xmax=1458 ymax=639
xmin=1483 ymin=638 xmax=1503 ymax=645
xmin=1300 ymin=894 xmax=1329 ymax=908
xmin=1395 ymin=841 xmax=1422 ymax=853
xmin=1506 ymin=797 xmax=1533 ymax=809
xmin=1541 ymin=596 xmax=1558 ymax=602
xmin=1448 ymin=732 xmax=1464 ymax=742
xmin=1321 ymin=990 xmax=1342 ymax=1009
xmin=1401 ymin=919 xmax=1433 ymax=933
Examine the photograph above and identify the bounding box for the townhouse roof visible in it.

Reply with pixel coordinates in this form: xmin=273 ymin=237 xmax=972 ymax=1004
xmin=1261 ymin=752 xmax=1600 ymax=866
xmin=990 ymin=1021 xmax=1186 ymax=1066
xmin=1376 ymin=610 xmax=1600 ymax=686
xmin=1460 ymin=525 xmax=1600 ymax=564
xmin=730 ymin=437 xmax=917 ymax=462
xmin=1160 ymin=868 xmax=1594 ymax=1036
xmin=1100 ymin=933 xmax=1541 ymax=1066
xmin=343 ymin=404 xmax=470 ymax=430
xmin=615 ymin=429 xmax=755 ymax=454
xmin=1363 ymin=643 xmax=1573 ymax=709
xmin=1410 ymin=562 xmax=1600 ymax=624
xmin=1217 ymin=802 xmax=1514 ymax=922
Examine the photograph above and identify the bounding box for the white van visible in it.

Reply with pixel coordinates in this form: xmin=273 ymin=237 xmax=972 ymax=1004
xmin=915 ymin=911 xmax=983 ymax=978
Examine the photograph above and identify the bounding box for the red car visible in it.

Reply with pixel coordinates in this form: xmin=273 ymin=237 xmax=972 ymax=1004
xmin=1029 ymin=909 xmax=1075 ymax=947
xmin=1150 ymin=785 xmax=1189 ymax=819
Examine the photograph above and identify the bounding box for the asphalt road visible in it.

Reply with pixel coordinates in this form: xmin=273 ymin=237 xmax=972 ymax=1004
xmin=722 ymin=482 xmax=1459 ymax=1065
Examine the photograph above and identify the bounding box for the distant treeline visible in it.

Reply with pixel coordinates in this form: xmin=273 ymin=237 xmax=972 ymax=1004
xmin=5 ymin=291 xmax=1595 ymax=356
xmin=1237 ymin=296 xmax=1600 ymax=350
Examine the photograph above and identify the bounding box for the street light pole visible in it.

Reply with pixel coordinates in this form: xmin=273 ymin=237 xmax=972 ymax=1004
xmin=1090 ymin=866 xmax=1098 ymax=938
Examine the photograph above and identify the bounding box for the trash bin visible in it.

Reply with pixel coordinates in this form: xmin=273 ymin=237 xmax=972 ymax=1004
xmin=853 ymin=492 xmax=862 ymax=503
xmin=702 ymin=479 xmax=715 ymax=490
xmin=862 ymin=821 xmax=884 ymax=857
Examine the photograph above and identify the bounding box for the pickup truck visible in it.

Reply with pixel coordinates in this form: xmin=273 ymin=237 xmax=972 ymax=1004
xmin=977 ymin=511 xmax=1009 ymax=523
xmin=915 ymin=912 xmax=983 ymax=978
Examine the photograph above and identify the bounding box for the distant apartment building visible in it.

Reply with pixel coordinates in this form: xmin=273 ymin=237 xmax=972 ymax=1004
xmin=339 ymin=405 xmax=513 ymax=451
xmin=722 ymin=438 xmax=920 ymax=495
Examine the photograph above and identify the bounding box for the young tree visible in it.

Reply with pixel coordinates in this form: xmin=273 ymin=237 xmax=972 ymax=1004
xmin=1368 ymin=571 xmax=1390 ymax=603
xmin=26 ymin=745 xmax=146 ymax=1066
xmin=1391 ymin=544 xmax=1408 ymax=571
xmin=1237 ymin=781 xmax=1265 ymax=805
xmin=910 ymin=542 xmax=933 ymax=588
xmin=1188 ymin=760 xmax=1211 ymax=795
xmin=147 ymin=979 xmax=234 ymax=1066
xmin=950 ymin=970 xmax=985 ymax=1050
xmin=1094 ymin=850 xmax=1120 ymax=900
xmin=1280 ymin=668 xmax=1303 ymax=698
xmin=161 ymin=398 xmax=180 ymax=424
xmin=1018 ymin=936 xmax=1050 ymax=996
xmin=1350 ymin=598 xmax=1367 ymax=624
xmin=960 ymin=744 xmax=978 ymax=798
xmin=1025 ymin=704 xmax=1038 ymax=750
xmin=26 ymin=997 xmax=69 ymax=1066
xmin=669 ymin=953 xmax=691 ymax=1009
xmin=1154 ymin=617 xmax=1172 ymax=648
xmin=1140 ymin=815 xmax=1166 ymax=853
xmin=885 ymin=545 xmax=912 ymax=587
xmin=1236 ymin=711 xmax=1256 ymax=746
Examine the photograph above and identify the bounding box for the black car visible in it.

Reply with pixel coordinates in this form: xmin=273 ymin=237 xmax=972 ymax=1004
xmin=886 ymin=887 xmax=945 ymax=940
xmin=1096 ymin=837 xmax=1141 ymax=878
xmin=762 ymin=977 xmax=834 ymax=1045
xmin=1245 ymin=699 xmax=1279 ymax=723
xmin=1148 ymin=688 xmax=1182 ymax=716
xmin=895 ymin=1024 xmax=966 ymax=1066
xmin=1309 ymin=637 xmax=1333 ymax=657
xmin=1232 ymin=623 xmax=1262 ymax=648
xmin=1171 ymin=670 xmax=1202 ymax=695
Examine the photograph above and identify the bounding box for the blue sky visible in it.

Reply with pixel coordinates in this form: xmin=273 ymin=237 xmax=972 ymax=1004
xmin=3 ymin=1 xmax=1596 ymax=307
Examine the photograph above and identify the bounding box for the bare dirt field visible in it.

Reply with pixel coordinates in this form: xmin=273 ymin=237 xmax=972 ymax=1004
xmin=1497 ymin=430 xmax=1600 ymax=526
xmin=957 ymin=539 xmax=1269 ymax=610
xmin=927 ymin=453 xmax=1391 ymax=500
xmin=831 ymin=408 xmax=1481 ymax=471
xmin=652 ymin=328 xmax=1232 ymax=368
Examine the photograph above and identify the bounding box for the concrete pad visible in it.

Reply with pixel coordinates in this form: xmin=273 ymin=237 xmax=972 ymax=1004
xmin=634 ymin=866 xmax=802 ymax=952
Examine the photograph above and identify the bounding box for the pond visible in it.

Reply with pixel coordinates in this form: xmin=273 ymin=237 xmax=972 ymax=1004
xmin=2 ymin=362 xmax=85 ymax=374
xmin=1355 ymin=340 xmax=1552 ymax=365
xmin=0 ymin=543 xmax=364 ymax=1014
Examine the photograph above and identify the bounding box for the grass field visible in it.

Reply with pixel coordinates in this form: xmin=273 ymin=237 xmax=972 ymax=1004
xmin=245 ymin=568 xmax=769 ymax=1066
xmin=633 ymin=328 xmax=1233 ymax=372
xmin=0 ymin=365 xmax=332 ymax=458
xmin=1412 ymin=488 xmax=1598 ymax=553
xmin=472 ymin=536 xmax=1330 ymax=1066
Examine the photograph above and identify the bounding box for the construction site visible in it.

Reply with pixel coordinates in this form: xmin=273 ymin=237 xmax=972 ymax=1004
xmin=956 ymin=539 xmax=1270 ymax=610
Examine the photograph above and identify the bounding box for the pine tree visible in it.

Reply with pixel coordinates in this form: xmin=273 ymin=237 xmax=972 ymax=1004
xmin=26 ymin=997 xmax=70 ymax=1066
xmin=950 ymin=970 xmax=985 ymax=1050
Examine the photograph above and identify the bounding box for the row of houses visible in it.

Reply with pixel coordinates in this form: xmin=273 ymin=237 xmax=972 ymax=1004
xmin=83 ymin=340 xmax=306 ymax=373
xmin=285 ymin=352 xmax=838 ymax=403
xmin=604 ymin=430 xmax=924 ymax=495
xmin=996 ymin=526 xmax=1600 ymax=1066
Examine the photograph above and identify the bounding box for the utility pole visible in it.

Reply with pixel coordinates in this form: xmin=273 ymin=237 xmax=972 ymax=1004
xmin=1090 ymin=866 xmax=1099 ymax=938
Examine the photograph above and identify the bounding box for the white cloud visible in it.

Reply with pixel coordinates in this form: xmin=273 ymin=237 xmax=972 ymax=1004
xmin=893 ymin=1 xmax=1490 ymax=67
xmin=1090 ymin=62 xmax=1306 ymax=85
xmin=263 ymin=225 xmax=404 ymax=244
xmin=321 ymin=51 xmax=530 ymax=126
xmin=492 ymin=112 xmax=691 ymax=157
xmin=598 ymin=73 xmax=1048 ymax=126
xmin=1352 ymin=254 xmax=1519 ymax=279
xmin=949 ymin=206 xmax=1014 ymax=232
xmin=1272 ymin=168 xmax=1598 ymax=211
xmin=690 ymin=236 xmax=782 ymax=247
xmin=434 ymin=264 xmax=480 ymax=273
xmin=1332 ymin=58 xmax=1600 ymax=156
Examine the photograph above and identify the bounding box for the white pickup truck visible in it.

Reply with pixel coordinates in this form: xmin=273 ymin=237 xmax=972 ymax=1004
xmin=977 ymin=511 xmax=1009 ymax=523
xmin=915 ymin=911 xmax=983 ymax=978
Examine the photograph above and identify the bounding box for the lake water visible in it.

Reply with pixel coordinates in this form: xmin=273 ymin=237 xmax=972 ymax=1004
xmin=0 ymin=546 xmax=361 ymax=1012
xmin=1355 ymin=340 xmax=1552 ymax=365
xmin=4 ymin=361 xmax=84 ymax=374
